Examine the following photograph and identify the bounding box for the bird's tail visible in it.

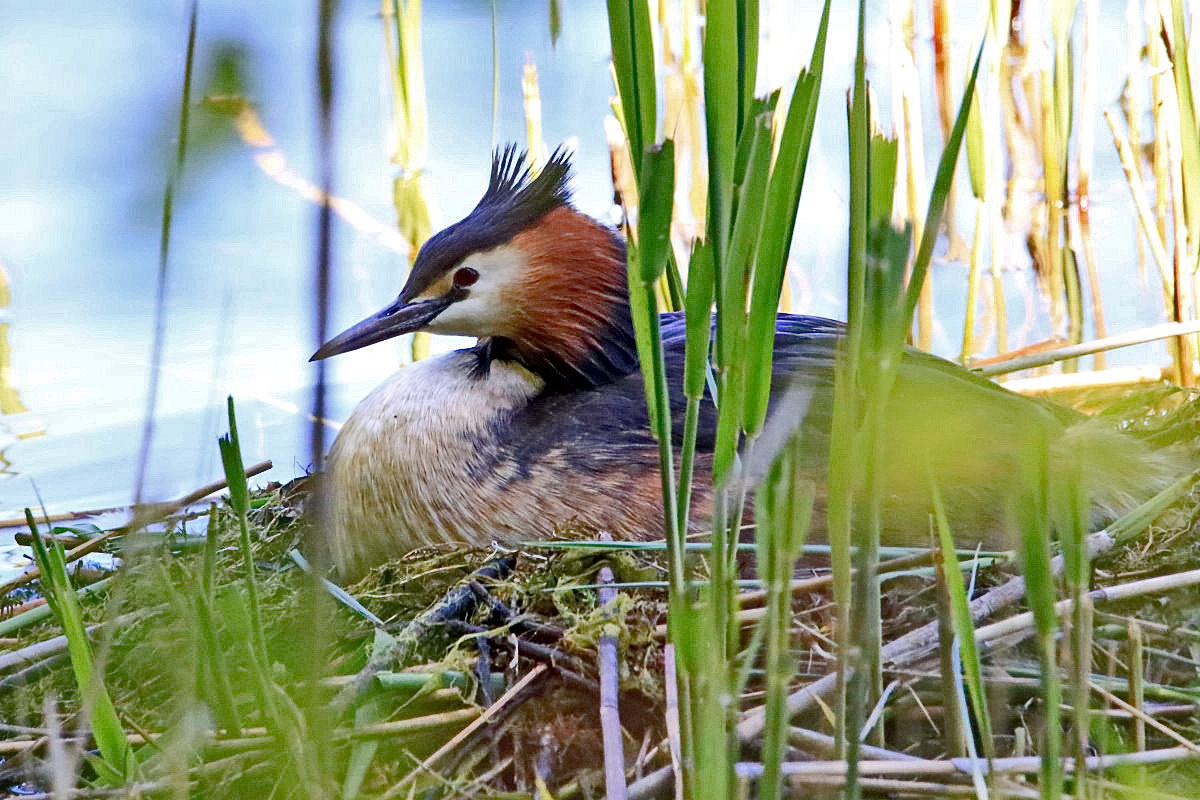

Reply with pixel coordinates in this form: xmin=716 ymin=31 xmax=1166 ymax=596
xmin=1056 ymin=390 xmax=1200 ymax=532
xmin=1054 ymin=414 xmax=1193 ymax=528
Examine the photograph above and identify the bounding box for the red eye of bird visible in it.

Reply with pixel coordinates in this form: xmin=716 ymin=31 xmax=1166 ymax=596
xmin=453 ymin=267 xmax=480 ymax=288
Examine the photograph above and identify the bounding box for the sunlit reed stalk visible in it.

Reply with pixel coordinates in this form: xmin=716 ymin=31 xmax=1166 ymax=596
xmin=658 ymin=0 xmax=705 ymax=247
xmin=896 ymin=3 xmax=929 ymax=351
xmin=1059 ymin=3 xmax=1084 ymax=353
xmin=1106 ymin=0 xmax=1200 ymax=385
xmin=963 ymin=1 xmax=1011 ymax=362
xmin=1123 ymin=0 xmax=1149 ymax=289
xmin=891 ymin=0 xmax=931 ymax=351
xmin=1075 ymin=0 xmax=1109 ymax=369
xmin=988 ymin=5 xmax=1010 ymax=357
xmin=382 ymin=0 xmax=432 ymax=363
xmin=521 ymin=57 xmax=548 ymax=169
xmin=1165 ymin=0 xmax=1200 ymax=384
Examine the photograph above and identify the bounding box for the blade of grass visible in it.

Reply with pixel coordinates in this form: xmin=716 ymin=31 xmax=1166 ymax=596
xmin=904 ymin=42 xmax=984 ymax=325
xmin=703 ymin=0 xmax=737 ymax=267
xmin=676 ymin=238 xmax=714 ymax=537
xmin=216 ymin=396 xmax=284 ymax=731
xmin=26 ymin=511 xmax=134 ymax=783
xmin=744 ymin=0 xmax=831 ymax=437
xmin=606 ymin=0 xmax=656 ymax=176
xmin=930 ymin=473 xmax=995 ymax=770
xmin=827 ymin=0 xmax=872 ymax=774
xmin=625 ymin=143 xmax=696 ymax=794
xmin=134 ymin=0 xmax=198 ymax=506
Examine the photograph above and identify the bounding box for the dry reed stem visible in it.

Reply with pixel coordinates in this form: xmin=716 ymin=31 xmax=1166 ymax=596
xmin=1087 ymin=680 xmax=1200 ymax=756
xmin=974 ymin=566 xmax=1200 ymax=648
xmin=0 ymin=612 xmax=146 ymax=675
xmin=597 ymin=532 xmax=628 ymax=800
xmin=734 ymin=744 xmax=1200 ymax=778
xmin=976 ymin=319 xmax=1200 ymax=376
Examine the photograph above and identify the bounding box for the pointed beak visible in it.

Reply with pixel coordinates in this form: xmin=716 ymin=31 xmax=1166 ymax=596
xmin=310 ymin=294 xmax=453 ymax=361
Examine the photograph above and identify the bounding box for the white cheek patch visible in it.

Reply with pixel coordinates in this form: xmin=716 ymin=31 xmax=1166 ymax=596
xmin=423 ymin=245 xmax=525 ymax=337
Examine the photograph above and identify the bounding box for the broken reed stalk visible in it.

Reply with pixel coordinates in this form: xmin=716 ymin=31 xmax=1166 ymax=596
xmin=597 ymin=533 xmax=628 ymax=800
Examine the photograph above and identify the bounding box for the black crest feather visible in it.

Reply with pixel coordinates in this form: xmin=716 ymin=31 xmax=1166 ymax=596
xmin=479 ymin=144 xmax=573 ymax=220
xmin=399 ymin=146 xmax=575 ymax=302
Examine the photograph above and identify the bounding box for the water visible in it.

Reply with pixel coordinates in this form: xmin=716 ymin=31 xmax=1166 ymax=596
xmin=0 ymin=1 xmax=1172 ymax=577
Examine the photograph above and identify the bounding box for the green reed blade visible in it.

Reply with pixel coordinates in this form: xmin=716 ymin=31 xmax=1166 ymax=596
xmin=744 ymin=0 xmax=831 ymax=437
xmin=27 ymin=511 xmax=134 ymax=783
xmin=1168 ymin=0 xmax=1200 ymax=252
xmin=827 ymin=0 xmax=872 ymax=778
xmin=929 ymin=475 xmax=995 ymax=762
xmin=736 ymin=1 xmax=758 ymax=136
xmin=1013 ymin=431 xmax=1063 ymax=798
xmin=703 ymin=0 xmax=737 ymax=265
xmin=606 ymin=0 xmax=656 ymax=174
xmin=755 ymin=450 xmax=814 ymax=800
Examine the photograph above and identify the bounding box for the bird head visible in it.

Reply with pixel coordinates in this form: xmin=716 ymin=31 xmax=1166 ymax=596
xmin=311 ymin=146 xmax=638 ymax=389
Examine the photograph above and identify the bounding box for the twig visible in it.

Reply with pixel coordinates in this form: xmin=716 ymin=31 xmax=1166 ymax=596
xmin=0 ymin=460 xmax=272 ymax=532
xmin=1000 ymin=366 xmax=1167 ymax=395
xmin=653 ymin=550 xmax=941 ymax=640
xmin=663 ymin=644 xmax=683 ymax=800
xmin=444 ymin=619 xmax=597 ymax=693
xmin=788 ymin=726 xmax=925 ymax=762
xmin=758 ymin=774 xmax=1037 ymax=798
xmin=0 ymin=460 xmax=273 ymax=597
xmin=0 ymin=737 xmax=41 ymax=755
xmin=1086 ymin=681 xmax=1200 ymax=756
xmin=380 ymin=663 xmax=550 ymax=799
xmin=0 ymin=505 xmax=116 ymax=528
